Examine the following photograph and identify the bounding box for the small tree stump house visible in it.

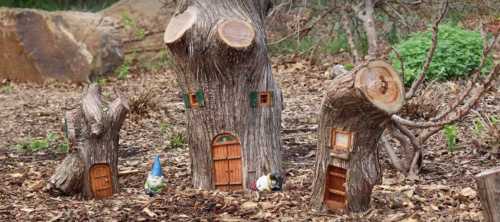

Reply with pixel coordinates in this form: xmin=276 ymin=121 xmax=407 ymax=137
xmin=311 ymin=61 xmax=405 ymax=212
xmin=164 ymin=0 xmax=282 ymax=191
xmin=46 ymin=84 xmax=129 ymax=199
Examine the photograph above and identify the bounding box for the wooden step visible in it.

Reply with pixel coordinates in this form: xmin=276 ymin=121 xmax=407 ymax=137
xmin=328 ymin=188 xmax=346 ymax=196
xmin=329 ymin=171 xmax=346 ymax=179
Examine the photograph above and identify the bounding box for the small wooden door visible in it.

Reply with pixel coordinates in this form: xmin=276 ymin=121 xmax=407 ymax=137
xmin=212 ymin=134 xmax=243 ymax=191
xmin=324 ymin=165 xmax=347 ymax=210
xmin=90 ymin=163 xmax=113 ymax=199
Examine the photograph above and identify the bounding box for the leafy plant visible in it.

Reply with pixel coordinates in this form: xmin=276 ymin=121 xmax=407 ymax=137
xmin=270 ymin=36 xmax=316 ymax=55
xmin=116 ymin=59 xmax=131 ymax=80
xmin=473 ymin=118 xmax=485 ymax=136
xmin=323 ymin=33 xmax=349 ymax=55
xmin=16 ymin=132 xmax=69 ymax=153
xmin=443 ymin=124 xmax=458 ymax=152
xmin=0 ymin=84 xmax=13 ymax=94
xmin=390 ymin=25 xmax=493 ymax=85
xmin=169 ymin=133 xmax=186 ymax=149
xmin=58 ymin=139 xmax=70 ymax=153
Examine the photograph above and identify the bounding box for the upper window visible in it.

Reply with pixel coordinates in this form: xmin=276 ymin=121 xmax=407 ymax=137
xmin=183 ymin=90 xmax=205 ymax=109
xmin=250 ymin=91 xmax=273 ymax=108
xmin=331 ymin=129 xmax=353 ymax=158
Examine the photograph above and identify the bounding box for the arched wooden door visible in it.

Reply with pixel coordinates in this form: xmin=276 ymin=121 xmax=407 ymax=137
xmin=89 ymin=163 xmax=113 ymax=199
xmin=212 ymin=134 xmax=243 ymax=191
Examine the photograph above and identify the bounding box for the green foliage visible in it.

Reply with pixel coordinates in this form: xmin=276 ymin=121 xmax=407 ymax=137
xmin=344 ymin=63 xmax=354 ymax=71
xmin=390 ymin=25 xmax=493 ymax=85
xmin=270 ymin=37 xmax=316 ymax=55
xmin=58 ymin=139 xmax=70 ymax=153
xmin=116 ymin=57 xmax=132 ymax=80
xmin=169 ymin=133 xmax=186 ymax=149
xmin=0 ymin=0 xmax=118 ymax=12
xmin=473 ymin=118 xmax=485 ymax=136
xmin=121 ymin=12 xmax=146 ymax=40
xmin=323 ymin=33 xmax=349 ymax=55
xmin=0 ymin=83 xmax=13 ymax=94
xmin=142 ymin=49 xmax=172 ymax=72
xmin=16 ymin=132 xmax=69 ymax=153
xmin=443 ymin=124 xmax=458 ymax=152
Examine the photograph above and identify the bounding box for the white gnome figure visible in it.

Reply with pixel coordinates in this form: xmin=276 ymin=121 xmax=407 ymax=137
xmin=144 ymin=155 xmax=166 ymax=196
xmin=254 ymin=173 xmax=284 ymax=192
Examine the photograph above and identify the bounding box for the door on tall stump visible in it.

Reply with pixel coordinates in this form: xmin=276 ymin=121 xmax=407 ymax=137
xmin=212 ymin=134 xmax=243 ymax=191
xmin=324 ymin=165 xmax=347 ymax=211
xmin=89 ymin=163 xmax=113 ymax=199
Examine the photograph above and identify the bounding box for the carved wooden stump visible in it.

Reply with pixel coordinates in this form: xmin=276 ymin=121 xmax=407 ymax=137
xmin=164 ymin=0 xmax=283 ymax=190
xmin=311 ymin=61 xmax=405 ymax=213
xmin=46 ymin=84 xmax=129 ymax=199
xmin=476 ymin=167 xmax=500 ymax=222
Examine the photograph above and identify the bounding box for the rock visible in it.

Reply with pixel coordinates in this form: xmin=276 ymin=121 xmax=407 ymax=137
xmin=240 ymin=201 xmax=259 ymax=211
xmin=260 ymin=201 xmax=274 ymax=210
xmin=100 ymin=0 xmax=173 ymax=60
xmin=0 ymin=8 xmax=123 ymax=83
xmin=459 ymin=187 xmax=477 ymax=199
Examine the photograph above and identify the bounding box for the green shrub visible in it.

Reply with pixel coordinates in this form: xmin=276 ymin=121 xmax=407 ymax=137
xmin=323 ymin=34 xmax=349 ymax=55
xmin=0 ymin=0 xmax=118 ymax=12
xmin=269 ymin=36 xmax=316 ymax=55
xmin=390 ymin=25 xmax=492 ymax=85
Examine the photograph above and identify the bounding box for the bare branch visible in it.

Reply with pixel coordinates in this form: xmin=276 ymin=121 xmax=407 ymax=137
xmin=341 ymin=9 xmax=360 ymax=63
xmin=393 ymin=64 xmax=500 ymax=129
xmin=354 ymin=0 xmax=379 ymax=59
xmin=405 ymin=0 xmax=449 ymax=99
xmin=380 ymin=137 xmax=406 ymax=172
xmin=390 ymin=46 xmax=406 ymax=80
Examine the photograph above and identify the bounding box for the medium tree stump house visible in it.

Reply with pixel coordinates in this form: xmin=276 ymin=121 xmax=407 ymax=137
xmin=164 ymin=0 xmax=283 ymax=191
xmin=46 ymin=84 xmax=129 ymax=199
xmin=311 ymin=61 xmax=405 ymax=212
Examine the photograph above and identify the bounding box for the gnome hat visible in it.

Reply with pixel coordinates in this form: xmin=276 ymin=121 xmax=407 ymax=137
xmin=151 ymin=155 xmax=163 ymax=177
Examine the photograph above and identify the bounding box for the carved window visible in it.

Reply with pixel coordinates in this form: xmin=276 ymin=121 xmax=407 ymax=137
xmin=330 ymin=129 xmax=353 ymax=159
xmin=250 ymin=91 xmax=273 ymax=108
xmin=183 ymin=90 xmax=205 ymax=109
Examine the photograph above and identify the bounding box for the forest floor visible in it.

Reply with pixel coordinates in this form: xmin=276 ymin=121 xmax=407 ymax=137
xmin=0 ymin=55 xmax=498 ymax=221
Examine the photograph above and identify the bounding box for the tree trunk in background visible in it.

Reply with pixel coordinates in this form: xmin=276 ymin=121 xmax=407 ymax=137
xmin=311 ymin=61 xmax=405 ymax=212
xmin=164 ymin=0 xmax=282 ymax=190
xmin=0 ymin=9 xmax=123 ymax=82
xmin=46 ymin=84 xmax=129 ymax=199
xmin=475 ymin=167 xmax=500 ymax=222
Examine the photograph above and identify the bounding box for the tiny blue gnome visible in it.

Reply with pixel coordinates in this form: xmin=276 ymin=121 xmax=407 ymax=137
xmin=144 ymin=155 xmax=166 ymax=196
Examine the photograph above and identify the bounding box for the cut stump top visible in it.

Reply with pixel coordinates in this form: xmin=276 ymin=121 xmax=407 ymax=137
xmin=217 ymin=19 xmax=255 ymax=49
xmin=355 ymin=61 xmax=405 ymax=114
xmin=164 ymin=7 xmax=197 ymax=44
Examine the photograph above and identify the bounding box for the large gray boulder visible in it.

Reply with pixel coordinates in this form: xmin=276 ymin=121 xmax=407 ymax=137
xmin=0 ymin=8 xmax=123 ymax=83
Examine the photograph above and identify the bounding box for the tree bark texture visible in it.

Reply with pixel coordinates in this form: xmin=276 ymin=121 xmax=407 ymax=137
xmin=0 ymin=8 xmax=123 ymax=83
xmin=475 ymin=167 xmax=500 ymax=222
xmin=47 ymin=84 xmax=129 ymax=199
xmin=311 ymin=61 xmax=405 ymax=212
xmin=164 ymin=0 xmax=282 ymax=190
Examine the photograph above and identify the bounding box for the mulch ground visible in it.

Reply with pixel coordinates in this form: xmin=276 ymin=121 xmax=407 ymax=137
xmin=0 ymin=56 xmax=498 ymax=221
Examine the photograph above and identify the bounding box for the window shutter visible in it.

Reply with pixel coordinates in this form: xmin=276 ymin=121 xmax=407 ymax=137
xmin=182 ymin=93 xmax=191 ymax=109
xmin=196 ymin=90 xmax=205 ymax=107
xmin=249 ymin=91 xmax=258 ymax=108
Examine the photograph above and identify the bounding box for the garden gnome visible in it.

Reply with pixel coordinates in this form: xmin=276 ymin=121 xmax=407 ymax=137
xmin=251 ymin=173 xmax=284 ymax=192
xmin=144 ymin=155 xmax=166 ymax=196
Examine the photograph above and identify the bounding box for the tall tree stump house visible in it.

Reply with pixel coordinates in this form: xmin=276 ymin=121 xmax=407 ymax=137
xmin=164 ymin=0 xmax=282 ymax=191
xmin=311 ymin=61 xmax=405 ymax=212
